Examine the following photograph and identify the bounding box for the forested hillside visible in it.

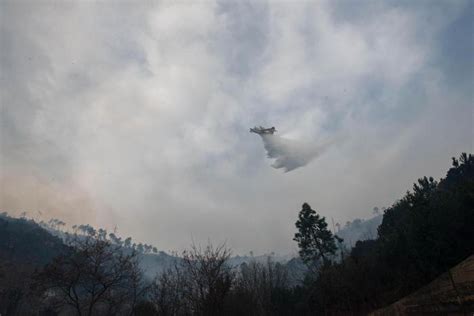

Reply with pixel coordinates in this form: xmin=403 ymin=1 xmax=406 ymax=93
xmin=336 ymin=214 xmax=383 ymax=248
xmin=0 ymin=153 xmax=472 ymax=315
xmin=0 ymin=214 xmax=68 ymax=264
xmin=302 ymin=153 xmax=474 ymax=314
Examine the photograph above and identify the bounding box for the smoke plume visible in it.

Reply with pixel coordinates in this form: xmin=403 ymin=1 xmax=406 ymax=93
xmin=258 ymin=134 xmax=333 ymax=172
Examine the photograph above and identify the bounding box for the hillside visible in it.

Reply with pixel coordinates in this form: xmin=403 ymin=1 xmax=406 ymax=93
xmin=0 ymin=213 xmax=68 ymax=265
xmin=0 ymin=213 xmax=304 ymax=281
xmin=336 ymin=214 xmax=383 ymax=247
xmin=371 ymin=255 xmax=474 ymax=315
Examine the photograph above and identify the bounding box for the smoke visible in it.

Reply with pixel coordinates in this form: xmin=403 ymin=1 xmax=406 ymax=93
xmin=258 ymin=134 xmax=334 ymax=172
xmin=0 ymin=168 xmax=99 ymax=226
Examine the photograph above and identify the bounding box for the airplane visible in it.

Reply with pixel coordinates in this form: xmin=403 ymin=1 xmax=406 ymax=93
xmin=250 ymin=126 xmax=276 ymax=135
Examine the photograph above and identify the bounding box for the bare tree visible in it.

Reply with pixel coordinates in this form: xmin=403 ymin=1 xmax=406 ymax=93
xmin=150 ymin=264 xmax=187 ymax=316
xmin=231 ymin=258 xmax=291 ymax=315
xmin=181 ymin=243 xmax=234 ymax=315
xmin=34 ymin=234 xmax=146 ymax=316
xmin=150 ymin=243 xmax=233 ymax=316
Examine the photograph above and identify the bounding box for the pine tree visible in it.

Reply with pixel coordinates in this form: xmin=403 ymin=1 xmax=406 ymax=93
xmin=293 ymin=203 xmax=337 ymax=265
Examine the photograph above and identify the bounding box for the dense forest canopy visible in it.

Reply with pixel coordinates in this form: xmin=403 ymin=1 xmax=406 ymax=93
xmin=300 ymin=153 xmax=474 ymax=313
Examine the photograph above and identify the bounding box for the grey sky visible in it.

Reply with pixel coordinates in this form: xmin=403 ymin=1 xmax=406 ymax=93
xmin=1 ymin=0 xmax=472 ymax=255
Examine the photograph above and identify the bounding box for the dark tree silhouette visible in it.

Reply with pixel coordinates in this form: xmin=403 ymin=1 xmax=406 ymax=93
xmin=150 ymin=243 xmax=233 ymax=316
xmin=34 ymin=234 xmax=146 ymax=316
xmin=229 ymin=258 xmax=294 ymax=315
xmin=293 ymin=203 xmax=337 ymax=266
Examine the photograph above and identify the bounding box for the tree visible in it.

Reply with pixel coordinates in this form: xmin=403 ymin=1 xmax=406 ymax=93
xmin=181 ymin=243 xmax=234 ymax=316
xmin=150 ymin=264 xmax=187 ymax=316
xmin=305 ymin=153 xmax=474 ymax=313
xmin=293 ymin=203 xmax=337 ymax=266
xmin=150 ymin=243 xmax=234 ymax=316
xmin=228 ymin=257 xmax=295 ymax=316
xmin=377 ymin=153 xmax=474 ymax=292
xmin=34 ymin=234 xmax=146 ymax=316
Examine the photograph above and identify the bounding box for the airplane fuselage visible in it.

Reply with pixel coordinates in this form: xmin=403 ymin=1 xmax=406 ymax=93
xmin=250 ymin=126 xmax=276 ymax=135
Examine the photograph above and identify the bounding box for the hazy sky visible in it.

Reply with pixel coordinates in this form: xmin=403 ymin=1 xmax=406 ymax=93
xmin=1 ymin=0 xmax=473 ymax=254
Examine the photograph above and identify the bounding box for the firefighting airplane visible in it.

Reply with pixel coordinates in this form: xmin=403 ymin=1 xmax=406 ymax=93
xmin=249 ymin=126 xmax=276 ymax=135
